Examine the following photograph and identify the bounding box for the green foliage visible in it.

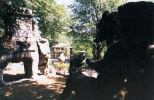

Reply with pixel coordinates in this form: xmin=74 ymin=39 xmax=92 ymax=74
xmin=0 ymin=18 xmax=4 ymax=37
xmin=69 ymin=0 xmax=126 ymax=59
xmin=0 ymin=0 xmax=127 ymax=59
xmin=72 ymin=40 xmax=93 ymax=58
xmin=0 ymin=0 xmax=71 ymax=45
xmin=65 ymin=48 xmax=70 ymax=57
xmin=26 ymin=0 xmax=72 ymax=45
xmin=53 ymin=62 xmax=69 ymax=69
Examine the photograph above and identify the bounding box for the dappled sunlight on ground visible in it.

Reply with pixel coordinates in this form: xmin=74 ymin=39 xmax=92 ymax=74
xmin=1 ymin=62 xmax=127 ymax=100
xmin=0 ymin=80 xmax=64 ymax=100
xmin=1 ymin=76 xmax=66 ymax=100
xmin=0 ymin=63 xmax=66 ymax=100
xmin=4 ymin=62 xmax=25 ymax=75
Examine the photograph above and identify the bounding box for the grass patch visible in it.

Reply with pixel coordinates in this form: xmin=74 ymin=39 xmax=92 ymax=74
xmin=53 ymin=62 xmax=69 ymax=70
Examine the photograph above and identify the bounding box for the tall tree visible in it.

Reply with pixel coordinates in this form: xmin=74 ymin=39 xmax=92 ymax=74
xmin=70 ymin=0 xmax=126 ymax=59
xmin=0 ymin=0 xmax=71 ymax=45
xmin=28 ymin=0 xmax=72 ymax=45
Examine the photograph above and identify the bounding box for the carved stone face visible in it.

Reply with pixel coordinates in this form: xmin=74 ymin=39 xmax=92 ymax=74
xmin=94 ymin=11 xmax=111 ymax=43
xmin=95 ymin=11 xmax=120 ymax=44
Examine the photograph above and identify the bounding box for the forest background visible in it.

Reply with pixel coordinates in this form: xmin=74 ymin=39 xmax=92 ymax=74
xmin=0 ymin=0 xmax=128 ymax=59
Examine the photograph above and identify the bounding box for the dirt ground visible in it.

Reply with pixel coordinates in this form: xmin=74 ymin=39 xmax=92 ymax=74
xmin=0 ymin=63 xmax=66 ymax=100
xmin=0 ymin=63 xmax=127 ymax=100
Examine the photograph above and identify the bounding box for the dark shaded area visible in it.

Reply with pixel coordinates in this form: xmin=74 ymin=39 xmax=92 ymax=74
xmin=3 ymin=74 xmax=26 ymax=82
xmin=87 ymin=1 xmax=154 ymax=100
xmin=60 ymin=53 xmax=126 ymax=100
xmin=59 ymin=53 xmax=122 ymax=100
xmin=94 ymin=11 xmax=120 ymax=46
xmin=60 ymin=75 xmax=100 ymax=100
xmin=118 ymin=1 xmax=154 ymax=46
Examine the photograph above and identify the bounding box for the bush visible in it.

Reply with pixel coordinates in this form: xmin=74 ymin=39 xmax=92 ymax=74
xmin=73 ymin=41 xmax=94 ymax=58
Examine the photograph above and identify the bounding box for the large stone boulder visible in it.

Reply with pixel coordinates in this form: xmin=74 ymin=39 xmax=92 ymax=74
xmin=89 ymin=1 xmax=154 ymax=100
xmin=118 ymin=1 xmax=154 ymax=46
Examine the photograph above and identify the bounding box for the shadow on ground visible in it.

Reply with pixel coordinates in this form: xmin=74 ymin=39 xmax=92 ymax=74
xmin=1 ymin=73 xmax=66 ymax=100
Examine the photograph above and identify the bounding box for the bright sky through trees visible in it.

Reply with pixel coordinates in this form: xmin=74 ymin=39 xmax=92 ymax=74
xmin=56 ymin=0 xmax=74 ymax=6
xmin=56 ymin=0 xmax=153 ymax=5
xmin=127 ymin=0 xmax=154 ymax=2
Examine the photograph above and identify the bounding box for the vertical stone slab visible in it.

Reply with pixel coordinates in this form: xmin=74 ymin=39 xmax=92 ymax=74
xmin=3 ymin=6 xmax=33 ymax=42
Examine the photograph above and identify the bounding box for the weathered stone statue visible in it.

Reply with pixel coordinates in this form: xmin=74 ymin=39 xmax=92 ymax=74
xmin=88 ymin=1 xmax=154 ymax=100
xmin=118 ymin=2 xmax=154 ymax=100
xmin=94 ymin=10 xmax=120 ymax=46
xmin=59 ymin=53 xmax=86 ymax=100
xmin=0 ymin=6 xmax=50 ymax=85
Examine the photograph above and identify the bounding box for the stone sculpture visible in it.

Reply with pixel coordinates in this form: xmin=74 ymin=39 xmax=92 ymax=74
xmin=0 ymin=6 xmax=50 ymax=85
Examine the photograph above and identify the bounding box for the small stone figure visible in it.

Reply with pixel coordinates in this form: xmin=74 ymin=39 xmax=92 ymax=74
xmin=59 ymin=52 xmax=86 ymax=100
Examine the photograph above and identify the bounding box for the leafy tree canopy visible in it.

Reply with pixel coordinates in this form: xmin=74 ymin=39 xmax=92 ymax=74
xmin=69 ymin=0 xmax=126 ymax=58
xmin=0 ymin=0 xmax=71 ymax=45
